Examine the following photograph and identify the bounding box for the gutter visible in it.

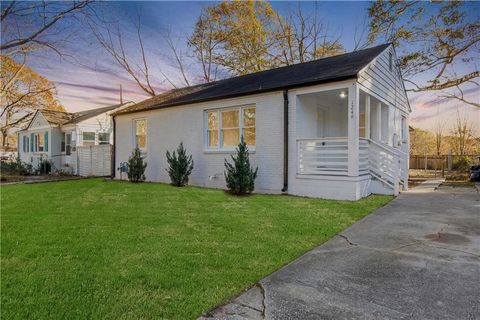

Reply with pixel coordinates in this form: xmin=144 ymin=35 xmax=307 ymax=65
xmin=282 ymin=89 xmax=289 ymax=193
xmin=111 ymin=115 xmax=116 ymax=178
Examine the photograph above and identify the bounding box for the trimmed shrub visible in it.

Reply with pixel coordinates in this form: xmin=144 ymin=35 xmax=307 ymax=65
xmin=224 ymin=137 xmax=258 ymax=195
xmin=452 ymin=156 xmax=473 ymax=172
xmin=127 ymin=148 xmax=147 ymax=182
xmin=166 ymin=142 xmax=194 ymax=187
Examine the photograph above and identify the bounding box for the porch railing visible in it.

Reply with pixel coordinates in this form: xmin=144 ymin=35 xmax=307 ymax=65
xmin=297 ymin=138 xmax=368 ymax=175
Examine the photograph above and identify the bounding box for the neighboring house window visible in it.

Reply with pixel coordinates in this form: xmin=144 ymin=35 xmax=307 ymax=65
xmin=36 ymin=133 xmax=44 ymax=152
xmin=134 ymin=119 xmax=147 ymax=151
xmin=66 ymin=133 xmax=71 ymax=155
xmin=98 ymin=133 xmax=110 ymax=145
xmin=22 ymin=136 xmax=26 ymax=153
xmin=61 ymin=134 xmax=65 ymax=152
xmin=82 ymin=132 xmax=95 ymax=146
xmin=206 ymin=105 xmax=256 ymax=149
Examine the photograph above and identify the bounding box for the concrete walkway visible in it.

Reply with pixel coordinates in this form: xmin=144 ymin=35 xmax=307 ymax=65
xmin=201 ymin=181 xmax=480 ymax=320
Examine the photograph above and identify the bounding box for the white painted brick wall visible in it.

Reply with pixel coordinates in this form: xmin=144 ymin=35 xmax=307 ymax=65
xmin=114 ymin=92 xmax=285 ymax=193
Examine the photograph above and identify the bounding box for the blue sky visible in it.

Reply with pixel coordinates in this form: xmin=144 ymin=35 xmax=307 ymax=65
xmin=25 ymin=1 xmax=479 ymax=134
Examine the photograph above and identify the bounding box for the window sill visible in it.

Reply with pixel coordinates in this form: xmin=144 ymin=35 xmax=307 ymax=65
xmin=204 ymin=148 xmax=255 ymax=154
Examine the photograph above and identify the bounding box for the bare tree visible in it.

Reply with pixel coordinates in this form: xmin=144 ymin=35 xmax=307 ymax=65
xmin=368 ymin=1 xmax=480 ymax=107
xmin=1 ymin=1 xmax=92 ymax=55
xmin=434 ymin=118 xmax=445 ymax=156
xmin=450 ymin=109 xmax=474 ymax=156
xmin=273 ymin=3 xmax=344 ymax=65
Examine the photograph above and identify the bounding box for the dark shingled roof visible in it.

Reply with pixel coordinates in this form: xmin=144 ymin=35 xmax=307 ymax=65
xmin=114 ymin=44 xmax=390 ymax=116
xmin=65 ymin=103 xmax=127 ymax=124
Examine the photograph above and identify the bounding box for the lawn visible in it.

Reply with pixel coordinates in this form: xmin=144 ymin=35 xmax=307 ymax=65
xmin=1 ymin=179 xmax=392 ymax=319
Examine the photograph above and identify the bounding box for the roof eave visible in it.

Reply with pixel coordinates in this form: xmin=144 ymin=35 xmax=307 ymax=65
xmin=113 ymin=75 xmax=358 ymax=116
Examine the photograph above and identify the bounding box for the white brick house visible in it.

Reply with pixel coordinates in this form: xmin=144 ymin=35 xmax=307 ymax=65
xmin=113 ymin=44 xmax=410 ymax=200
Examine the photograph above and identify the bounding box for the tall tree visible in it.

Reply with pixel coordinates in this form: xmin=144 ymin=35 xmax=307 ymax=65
xmin=189 ymin=2 xmax=345 ymax=79
xmin=368 ymin=1 xmax=480 ymax=108
xmin=189 ymin=1 xmax=281 ymax=76
xmin=0 ymin=55 xmax=64 ymax=146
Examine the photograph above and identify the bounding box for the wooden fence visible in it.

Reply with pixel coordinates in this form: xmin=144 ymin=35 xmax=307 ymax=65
xmin=409 ymin=154 xmax=479 ymax=171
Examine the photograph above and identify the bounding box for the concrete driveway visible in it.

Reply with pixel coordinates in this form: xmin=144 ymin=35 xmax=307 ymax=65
xmin=201 ymin=181 xmax=480 ymax=320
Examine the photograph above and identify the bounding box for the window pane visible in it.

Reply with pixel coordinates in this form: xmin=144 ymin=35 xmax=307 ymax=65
xmin=38 ymin=134 xmax=44 ymax=151
xmin=135 ymin=120 xmax=147 ymax=149
xmin=136 ymin=120 xmax=146 ymax=136
xmin=222 ymin=110 xmax=239 ymax=129
xmin=136 ymin=135 xmax=146 ymax=149
xmin=244 ymin=127 xmax=256 ymax=145
xmin=99 ymin=133 xmax=110 ymax=144
xmin=83 ymin=132 xmax=95 ymax=141
xmin=208 ymin=130 xmax=218 ymax=147
xmin=243 ymin=107 xmax=255 ymax=127
xmin=222 ymin=128 xmax=240 ymax=147
xmin=208 ymin=111 xmax=218 ymax=130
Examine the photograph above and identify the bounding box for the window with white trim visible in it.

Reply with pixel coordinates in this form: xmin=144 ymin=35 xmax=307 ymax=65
xmin=98 ymin=132 xmax=110 ymax=145
xmin=206 ymin=105 xmax=256 ymax=149
xmin=82 ymin=132 xmax=95 ymax=146
xmin=134 ymin=119 xmax=147 ymax=151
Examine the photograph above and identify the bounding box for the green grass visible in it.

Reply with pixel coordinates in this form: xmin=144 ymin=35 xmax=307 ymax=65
xmin=1 ymin=179 xmax=392 ymax=319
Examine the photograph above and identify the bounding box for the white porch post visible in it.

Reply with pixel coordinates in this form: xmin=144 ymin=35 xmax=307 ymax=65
xmin=348 ymin=83 xmax=359 ymax=176
xmin=365 ymin=95 xmax=371 ymax=139
xmin=376 ymin=101 xmax=382 ymax=141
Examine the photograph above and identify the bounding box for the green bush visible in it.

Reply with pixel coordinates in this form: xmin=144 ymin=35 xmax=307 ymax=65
xmin=36 ymin=157 xmax=53 ymax=175
xmin=166 ymin=142 xmax=194 ymax=187
xmin=452 ymin=156 xmax=473 ymax=172
xmin=127 ymin=148 xmax=147 ymax=182
xmin=1 ymin=155 xmax=32 ymax=175
xmin=224 ymin=137 xmax=258 ymax=195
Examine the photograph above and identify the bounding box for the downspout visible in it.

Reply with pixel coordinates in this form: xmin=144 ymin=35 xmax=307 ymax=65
xmin=111 ymin=115 xmax=116 ymax=179
xmin=282 ymin=89 xmax=289 ymax=192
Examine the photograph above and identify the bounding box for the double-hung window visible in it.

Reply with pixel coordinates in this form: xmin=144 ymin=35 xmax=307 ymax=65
xmin=206 ymin=105 xmax=256 ymax=150
xmin=134 ymin=119 xmax=147 ymax=151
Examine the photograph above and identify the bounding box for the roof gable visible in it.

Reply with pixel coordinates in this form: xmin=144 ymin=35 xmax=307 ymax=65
xmin=358 ymin=45 xmax=410 ymax=113
xmin=26 ymin=110 xmax=57 ymax=130
xmin=114 ymin=44 xmax=391 ymax=115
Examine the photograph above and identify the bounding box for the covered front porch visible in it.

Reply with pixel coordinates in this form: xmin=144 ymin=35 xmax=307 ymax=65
xmin=290 ymin=82 xmax=408 ymax=199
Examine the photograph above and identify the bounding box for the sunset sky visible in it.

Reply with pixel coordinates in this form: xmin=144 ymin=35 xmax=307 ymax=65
xmin=23 ymin=1 xmax=480 ymax=134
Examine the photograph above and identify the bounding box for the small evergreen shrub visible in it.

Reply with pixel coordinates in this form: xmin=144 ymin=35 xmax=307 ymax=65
xmin=166 ymin=142 xmax=194 ymax=187
xmin=127 ymin=148 xmax=147 ymax=182
xmin=36 ymin=157 xmax=53 ymax=175
xmin=224 ymin=137 xmax=258 ymax=195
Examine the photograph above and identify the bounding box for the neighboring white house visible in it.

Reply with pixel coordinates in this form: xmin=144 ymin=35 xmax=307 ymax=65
xmin=112 ymin=44 xmax=410 ymax=200
xmin=18 ymin=103 xmax=131 ymax=175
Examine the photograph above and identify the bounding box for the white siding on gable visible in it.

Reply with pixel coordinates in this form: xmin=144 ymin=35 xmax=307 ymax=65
xmin=28 ymin=111 xmax=50 ymax=129
xmin=358 ymin=45 xmax=409 ymax=113
xmin=114 ymin=92 xmax=284 ymax=193
xmin=76 ymin=113 xmax=114 ymax=146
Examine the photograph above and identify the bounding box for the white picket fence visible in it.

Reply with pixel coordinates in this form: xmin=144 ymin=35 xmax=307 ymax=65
xmin=77 ymin=145 xmax=112 ymax=177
